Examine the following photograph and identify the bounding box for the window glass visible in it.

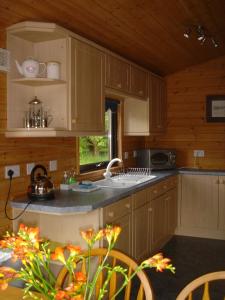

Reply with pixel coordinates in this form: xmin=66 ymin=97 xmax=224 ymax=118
xmin=79 ymin=99 xmax=119 ymax=173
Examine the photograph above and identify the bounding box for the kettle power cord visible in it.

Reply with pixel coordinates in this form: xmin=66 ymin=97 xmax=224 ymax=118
xmin=4 ymin=170 xmax=32 ymax=221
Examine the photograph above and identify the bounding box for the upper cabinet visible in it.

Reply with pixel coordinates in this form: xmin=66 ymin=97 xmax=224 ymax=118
xmin=69 ymin=38 xmax=105 ymax=134
xmin=105 ymin=54 xmax=148 ymax=100
xmin=130 ymin=65 xmax=148 ymax=99
xmin=6 ymin=21 xmax=165 ymax=138
xmin=105 ymin=55 xmax=130 ymax=93
xmin=149 ymin=74 xmax=166 ymax=134
xmin=6 ymin=22 xmax=105 ymax=137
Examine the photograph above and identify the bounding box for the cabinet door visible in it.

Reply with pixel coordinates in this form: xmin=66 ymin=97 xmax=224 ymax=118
xmin=149 ymin=195 xmax=167 ymax=253
xmin=130 ymin=65 xmax=148 ymax=99
xmin=105 ymin=54 xmax=130 ymax=92
xmin=124 ymin=97 xmax=149 ymax=136
xmin=103 ymin=197 xmax=132 ymax=256
xmin=165 ymin=188 xmax=178 ymax=236
xmin=132 ymin=190 xmax=149 ymax=261
xmin=180 ymin=175 xmax=218 ymax=230
xmin=149 ymin=74 xmax=166 ymax=134
xmin=218 ymin=176 xmax=225 ymax=230
xmin=70 ymin=38 xmax=105 ymax=134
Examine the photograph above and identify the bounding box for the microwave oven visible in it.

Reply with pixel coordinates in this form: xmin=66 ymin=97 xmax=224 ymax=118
xmin=136 ymin=149 xmax=176 ymax=170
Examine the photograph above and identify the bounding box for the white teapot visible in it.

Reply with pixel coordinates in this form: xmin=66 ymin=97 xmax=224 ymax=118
xmin=15 ymin=58 xmax=46 ymax=78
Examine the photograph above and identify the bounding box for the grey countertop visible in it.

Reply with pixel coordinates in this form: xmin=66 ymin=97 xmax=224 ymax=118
xmin=11 ymin=168 xmax=225 ymax=215
xmin=11 ymin=170 xmax=177 ymax=215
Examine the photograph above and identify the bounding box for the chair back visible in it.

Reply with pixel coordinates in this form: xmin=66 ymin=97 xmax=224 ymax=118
xmin=56 ymin=248 xmax=154 ymax=300
xmin=176 ymin=271 xmax=225 ymax=300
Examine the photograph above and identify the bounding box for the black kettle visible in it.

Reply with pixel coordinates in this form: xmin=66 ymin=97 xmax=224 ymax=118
xmin=27 ymin=164 xmax=55 ymax=201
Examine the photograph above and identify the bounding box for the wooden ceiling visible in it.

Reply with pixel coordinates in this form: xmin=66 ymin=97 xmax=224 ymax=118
xmin=1 ymin=0 xmax=225 ymax=75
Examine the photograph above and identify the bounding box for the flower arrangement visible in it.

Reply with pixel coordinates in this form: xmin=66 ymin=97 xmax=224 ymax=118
xmin=0 ymin=224 xmax=175 ymax=299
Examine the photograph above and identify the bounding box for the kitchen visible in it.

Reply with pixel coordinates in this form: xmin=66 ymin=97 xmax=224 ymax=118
xmin=1 ymin=1 xmax=225 ymax=299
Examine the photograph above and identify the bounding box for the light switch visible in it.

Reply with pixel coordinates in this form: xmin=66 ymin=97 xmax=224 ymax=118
xmin=49 ymin=160 xmax=57 ymax=171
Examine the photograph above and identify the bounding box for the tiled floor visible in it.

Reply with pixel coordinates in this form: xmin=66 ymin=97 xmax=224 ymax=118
xmin=146 ymin=235 xmax=225 ymax=300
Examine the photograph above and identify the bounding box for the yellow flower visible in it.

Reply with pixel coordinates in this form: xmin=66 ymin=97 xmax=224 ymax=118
xmin=80 ymin=228 xmax=95 ymax=246
xmin=51 ymin=247 xmax=66 ymax=264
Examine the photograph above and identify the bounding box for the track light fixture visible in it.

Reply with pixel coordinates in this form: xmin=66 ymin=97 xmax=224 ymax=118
xmin=183 ymin=25 xmax=219 ymax=48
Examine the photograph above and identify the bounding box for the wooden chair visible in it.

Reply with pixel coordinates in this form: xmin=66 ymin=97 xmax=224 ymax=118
xmin=56 ymin=248 xmax=154 ymax=300
xmin=176 ymin=271 xmax=225 ymax=300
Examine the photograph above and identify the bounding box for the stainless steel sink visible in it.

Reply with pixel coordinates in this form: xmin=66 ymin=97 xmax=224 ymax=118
xmin=95 ymin=174 xmax=156 ymax=189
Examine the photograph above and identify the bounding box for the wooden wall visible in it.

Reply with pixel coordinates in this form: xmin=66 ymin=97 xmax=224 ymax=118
xmin=145 ymin=55 xmax=225 ymax=169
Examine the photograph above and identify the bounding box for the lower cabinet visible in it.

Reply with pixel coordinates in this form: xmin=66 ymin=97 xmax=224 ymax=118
xmin=177 ymin=174 xmax=225 ymax=239
xmin=103 ymin=176 xmax=178 ymax=260
xmin=132 ymin=189 xmax=149 ymax=261
xmin=148 ymin=176 xmax=178 ymax=253
xmin=103 ymin=196 xmax=133 ymax=256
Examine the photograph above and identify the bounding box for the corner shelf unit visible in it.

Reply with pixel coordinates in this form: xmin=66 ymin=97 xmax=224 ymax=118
xmin=6 ymin=21 xmax=70 ymax=137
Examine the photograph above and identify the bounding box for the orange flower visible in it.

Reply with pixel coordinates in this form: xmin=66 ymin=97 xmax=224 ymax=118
xmin=104 ymin=225 xmax=122 ymax=244
xmin=67 ymin=245 xmax=81 ymax=256
xmin=143 ymin=252 xmax=173 ymax=272
xmin=80 ymin=228 xmax=94 ymax=246
xmin=75 ymin=272 xmax=86 ymax=283
xmin=94 ymin=229 xmax=105 ymax=242
xmin=51 ymin=247 xmax=66 ymax=264
xmin=55 ymin=290 xmax=70 ymax=299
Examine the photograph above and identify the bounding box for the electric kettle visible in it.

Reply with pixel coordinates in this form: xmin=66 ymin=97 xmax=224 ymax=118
xmin=27 ymin=164 xmax=55 ymax=201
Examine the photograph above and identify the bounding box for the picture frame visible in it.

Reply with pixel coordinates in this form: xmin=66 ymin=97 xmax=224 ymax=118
xmin=206 ymin=95 xmax=225 ymax=122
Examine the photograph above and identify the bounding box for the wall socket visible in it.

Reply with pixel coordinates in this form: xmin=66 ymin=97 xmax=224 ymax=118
xmin=49 ymin=160 xmax=57 ymax=171
xmin=26 ymin=163 xmax=35 ymax=175
xmin=124 ymin=152 xmax=129 ymax=160
xmin=133 ymin=150 xmax=137 ymax=158
xmin=5 ymin=165 xmax=20 ymax=178
xmin=193 ymin=150 xmax=205 ymax=157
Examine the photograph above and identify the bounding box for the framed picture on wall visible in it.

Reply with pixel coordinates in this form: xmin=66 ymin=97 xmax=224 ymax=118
xmin=206 ymin=95 xmax=225 ymax=122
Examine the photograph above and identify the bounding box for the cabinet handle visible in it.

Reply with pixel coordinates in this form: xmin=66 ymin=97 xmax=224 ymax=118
xmin=71 ymin=119 xmax=76 ymax=124
xmin=117 ymin=83 xmax=122 ymax=88
xmin=153 ymin=190 xmax=157 ymax=194
xmin=138 ymin=90 xmax=143 ymax=95
xmin=125 ymin=203 xmax=130 ymax=209
xmin=108 ymin=212 xmax=114 ymax=218
xmin=163 ymin=185 xmax=167 ymax=189
xmin=216 ymin=179 xmax=220 ymax=184
xmin=157 ymin=125 xmax=161 ymax=128
xmin=165 ymin=196 xmax=170 ymax=201
xmin=148 ymin=207 xmax=152 ymax=212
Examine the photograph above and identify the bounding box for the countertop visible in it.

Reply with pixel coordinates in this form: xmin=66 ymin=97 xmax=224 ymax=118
xmin=11 ymin=168 xmax=225 ymax=215
xmin=11 ymin=170 xmax=178 ymax=215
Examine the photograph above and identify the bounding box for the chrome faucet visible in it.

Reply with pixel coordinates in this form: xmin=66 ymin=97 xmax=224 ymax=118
xmin=103 ymin=158 xmax=122 ymax=179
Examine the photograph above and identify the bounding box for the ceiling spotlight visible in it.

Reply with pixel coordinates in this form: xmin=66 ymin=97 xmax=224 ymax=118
xmin=211 ymin=38 xmax=219 ymax=48
xmin=184 ymin=28 xmax=191 ymax=38
xmin=200 ymin=36 xmax=206 ymax=45
xmin=197 ymin=26 xmax=205 ymax=41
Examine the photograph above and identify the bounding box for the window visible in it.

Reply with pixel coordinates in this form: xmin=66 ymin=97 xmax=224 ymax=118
xmin=79 ymin=99 xmax=119 ymax=173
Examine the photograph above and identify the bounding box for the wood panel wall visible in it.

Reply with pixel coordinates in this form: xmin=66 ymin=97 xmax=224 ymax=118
xmin=145 ymin=55 xmax=225 ymax=169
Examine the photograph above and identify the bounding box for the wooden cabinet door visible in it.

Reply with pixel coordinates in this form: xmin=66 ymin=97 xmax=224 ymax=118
xmin=165 ymin=188 xmax=178 ymax=236
xmin=149 ymin=195 xmax=167 ymax=253
xmin=218 ymin=176 xmax=225 ymax=230
xmin=132 ymin=190 xmax=149 ymax=261
xmin=124 ymin=97 xmax=149 ymax=136
xmin=130 ymin=65 xmax=148 ymax=99
xmin=149 ymin=74 xmax=166 ymax=134
xmin=180 ymin=175 xmax=218 ymax=230
xmin=103 ymin=196 xmax=132 ymax=256
xmin=70 ymin=38 xmax=105 ymax=134
xmin=113 ymin=214 xmax=133 ymax=257
xmin=105 ymin=54 xmax=130 ymax=92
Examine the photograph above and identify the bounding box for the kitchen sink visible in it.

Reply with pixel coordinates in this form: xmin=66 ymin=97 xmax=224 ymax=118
xmin=95 ymin=174 xmax=157 ymax=189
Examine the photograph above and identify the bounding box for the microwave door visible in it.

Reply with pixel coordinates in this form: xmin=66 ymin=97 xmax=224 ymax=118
xmin=151 ymin=152 xmax=169 ymax=167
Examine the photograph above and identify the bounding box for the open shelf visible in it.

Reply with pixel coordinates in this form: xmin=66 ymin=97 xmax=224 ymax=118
xmin=5 ymin=128 xmax=76 ymax=138
xmin=11 ymin=78 xmax=66 ymax=86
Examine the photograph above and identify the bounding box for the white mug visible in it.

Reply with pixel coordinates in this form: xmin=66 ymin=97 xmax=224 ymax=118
xmin=46 ymin=61 xmax=60 ymax=79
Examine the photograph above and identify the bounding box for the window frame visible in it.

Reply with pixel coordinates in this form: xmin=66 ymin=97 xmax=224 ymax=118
xmin=79 ymin=98 xmax=119 ymax=173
